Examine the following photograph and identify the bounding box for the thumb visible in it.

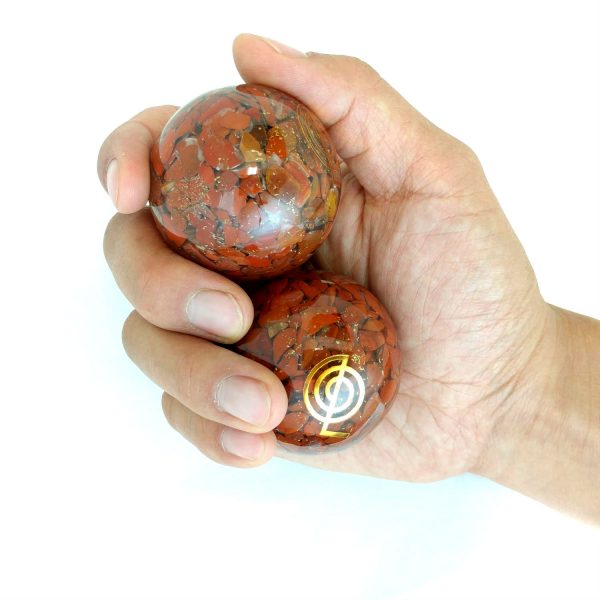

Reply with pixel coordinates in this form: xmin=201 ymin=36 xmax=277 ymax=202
xmin=233 ymin=34 xmax=462 ymax=199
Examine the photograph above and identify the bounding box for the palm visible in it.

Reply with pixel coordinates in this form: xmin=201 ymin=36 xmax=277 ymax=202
xmin=100 ymin=40 xmax=559 ymax=479
xmin=284 ymin=153 xmax=547 ymax=481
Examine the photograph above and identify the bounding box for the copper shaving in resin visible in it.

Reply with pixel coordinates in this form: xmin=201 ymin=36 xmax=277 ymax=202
xmin=234 ymin=271 xmax=401 ymax=450
xmin=149 ymin=85 xmax=342 ymax=280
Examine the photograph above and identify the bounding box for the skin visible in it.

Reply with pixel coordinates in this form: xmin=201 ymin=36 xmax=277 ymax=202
xmin=98 ymin=34 xmax=600 ymax=524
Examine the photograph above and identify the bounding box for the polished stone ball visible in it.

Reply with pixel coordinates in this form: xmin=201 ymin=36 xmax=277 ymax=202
xmin=150 ymin=84 xmax=341 ymax=280
xmin=234 ymin=270 xmax=401 ymax=450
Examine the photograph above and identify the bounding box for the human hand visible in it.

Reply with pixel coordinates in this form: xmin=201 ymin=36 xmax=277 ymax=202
xmin=98 ymin=35 xmax=584 ymax=491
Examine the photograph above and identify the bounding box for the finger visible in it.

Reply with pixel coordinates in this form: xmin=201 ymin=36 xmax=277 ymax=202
xmin=162 ymin=393 xmax=277 ymax=467
xmin=104 ymin=208 xmax=254 ymax=342
xmin=97 ymin=105 xmax=178 ymax=213
xmin=122 ymin=311 xmax=288 ymax=433
xmin=233 ymin=34 xmax=463 ymax=199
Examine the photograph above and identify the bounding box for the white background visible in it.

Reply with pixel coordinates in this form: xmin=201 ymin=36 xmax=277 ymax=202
xmin=0 ymin=1 xmax=598 ymax=599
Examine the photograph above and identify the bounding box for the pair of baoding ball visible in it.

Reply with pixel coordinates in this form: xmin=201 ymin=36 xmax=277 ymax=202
xmin=150 ymin=84 xmax=401 ymax=452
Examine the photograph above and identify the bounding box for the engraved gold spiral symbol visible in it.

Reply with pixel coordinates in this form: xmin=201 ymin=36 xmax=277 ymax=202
xmin=303 ymin=354 xmax=366 ymax=438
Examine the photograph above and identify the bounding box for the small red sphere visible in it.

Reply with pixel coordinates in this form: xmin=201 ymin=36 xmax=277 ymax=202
xmin=234 ymin=271 xmax=401 ymax=450
xmin=150 ymin=85 xmax=342 ymax=280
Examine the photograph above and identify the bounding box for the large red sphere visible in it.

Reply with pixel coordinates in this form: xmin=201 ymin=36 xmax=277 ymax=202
xmin=150 ymin=85 xmax=342 ymax=280
xmin=234 ymin=271 xmax=401 ymax=450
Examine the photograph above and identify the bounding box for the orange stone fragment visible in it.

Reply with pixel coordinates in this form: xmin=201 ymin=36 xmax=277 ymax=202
xmin=266 ymin=128 xmax=287 ymax=160
xmin=266 ymin=166 xmax=299 ymax=201
xmin=239 ymin=175 xmax=262 ymax=197
xmin=240 ymin=131 xmax=264 ymax=163
xmin=362 ymin=318 xmax=385 ymax=332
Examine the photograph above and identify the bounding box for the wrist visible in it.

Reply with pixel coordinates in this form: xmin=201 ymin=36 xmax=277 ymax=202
xmin=473 ymin=304 xmax=600 ymax=523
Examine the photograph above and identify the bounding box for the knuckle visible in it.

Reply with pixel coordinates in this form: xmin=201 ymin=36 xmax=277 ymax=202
xmin=109 ymin=120 xmax=153 ymax=155
xmin=450 ymin=142 xmax=486 ymax=188
xmin=344 ymin=55 xmax=372 ymax=71
xmin=313 ymin=52 xmax=381 ymax=84
xmin=421 ymin=135 xmax=486 ymax=193
xmin=341 ymin=55 xmax=380 ymax=81
xmin=104 ymin=120 xmax=134 ymax=151
xmin=132 ymin=104 xmax=179 ymax=121
xmin=452 ymin=140 xmax=482 ymax=172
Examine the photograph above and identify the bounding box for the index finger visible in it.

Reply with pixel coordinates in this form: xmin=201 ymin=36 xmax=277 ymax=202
xmin=97 ymin=105 xmax=178 ymax=213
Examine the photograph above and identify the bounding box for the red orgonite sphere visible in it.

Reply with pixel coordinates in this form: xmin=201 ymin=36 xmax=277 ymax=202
xmin=149 ymin=85 xmax=342 ymax=280
xmin=234 ymin=271 xmax=401 ymax=450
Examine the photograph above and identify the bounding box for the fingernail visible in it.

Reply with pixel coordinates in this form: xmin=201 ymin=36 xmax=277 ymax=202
xmin=186 ymin=290 xmax=244 ymax=340
xmin=221 ymin=429 xmax=266 ymax=461
xmin=257 ymin=35 xmax=305 ymax=58
xmin=106 ymin=159 xmax=119 ymax=208
xmin=216 ymin=376 xmax=271 ymax=426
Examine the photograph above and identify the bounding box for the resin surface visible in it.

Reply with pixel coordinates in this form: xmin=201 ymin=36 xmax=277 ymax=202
xmin=235 ymin=271 xmax=401 ymax=450
xmin=150 ymin=85 xmax=341 ymax=280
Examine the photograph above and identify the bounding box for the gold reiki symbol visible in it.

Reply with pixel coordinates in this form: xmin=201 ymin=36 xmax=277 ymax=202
xmin=303 ymin=354 xmax=366 ymax=438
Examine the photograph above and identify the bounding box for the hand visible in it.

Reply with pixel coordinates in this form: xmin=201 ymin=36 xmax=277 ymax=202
xmin=98 ymin=35 xmax=598 ymax=513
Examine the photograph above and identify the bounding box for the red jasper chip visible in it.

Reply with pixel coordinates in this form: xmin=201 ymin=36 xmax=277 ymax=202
xmin=213 ymin=208 xmax=231 ymax=224
xmin=195 ymin=96 xmax=237 ymax=124
xmin=197 ymin=163 xmax=214 ymax=186
xmin=222 ymin=225 xmax=238 ymax=246
xmin=239 ymin=175 xmax=262 ymax=197
xmin=366 ymin=362 xmax=383 ymax=390
xmin=359 ymin=330 xmax=386 ymax=352
xmin=385 ymin=323 xmax=398 ymax=346
xmin=342 ymin=304 xmax=365 ymax=325
xmin=160 ymin=213 xmax=187 ymax=247
xmin=273 ymin=328 xmax=296 ymax=363
xmin=238 ymin=200 xmax=261 ymax=231
xmin=301 ymin=311 xmax=339 ymax=335
xmin=194 ymin=222 xmax=216 ymax=247
xmin=175 ymin=139 xmax=202 ymax=178
xmin=149 ymin=84 xmax=341 ymax=280
xmin=150 ymin=143 xmax=164 ymax=177
xmin=296 ymin=280 xmax=320 ymax=300
xmin=266 ymin=128 xmax=287 ymax=160
xmin=218 ymin=189 xmax=246 ymax=219
xmin=161 ymin=210 xmax=186 ymax=234
xmin=255 ymin=95 xmax=279 ymax=126
xmin=258 ymin=303 xmax=289 ymax=326
xmin=164 ymin=158 xmax=187 ymax=182
xmin=278 ymin=411 xmax=309 ymax=435
xmin=246 ymin=256 xmax=271 ymax=268
xmin=272 ymin=289 xmax=304 ymax=308
xmin=362 ymin=318 xmax=385 ymax=331
xmin=380 ymin=378 xmax=398 ymax=404
xmin=218 ymin=110 xmax=251 ymax=130
xmin=302 ymin=419 xmax=322 ymax=437
xmin=234 ymin=271 xmax=401 ymax=451
xmin=266 ymin=166 xmax=298 ymax=201
xmin=159 ymin=126 xmax=177 ymax=167
xmin=361 ymin=392 xmax=383 ymax=422
xmin=215 ymin=171 xmax=239 ymax=191
xmin=203 ymin=137 xmax=242 ymax=170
